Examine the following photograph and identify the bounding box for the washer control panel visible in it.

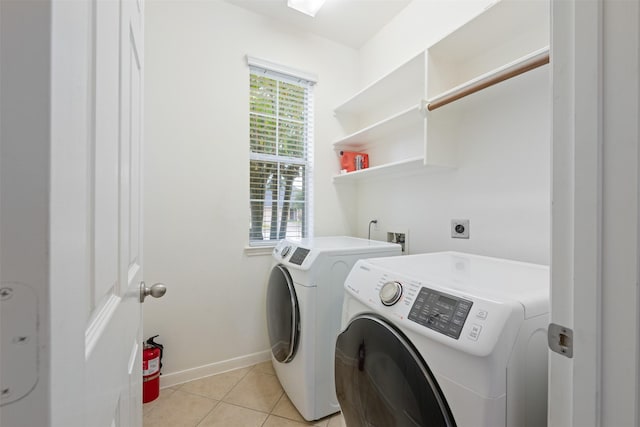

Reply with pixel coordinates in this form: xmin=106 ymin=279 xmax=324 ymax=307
xmin=344 ymin=256 xmax=532 ymax=357
xmin=408 ymin=287 xmax=473 ymax=339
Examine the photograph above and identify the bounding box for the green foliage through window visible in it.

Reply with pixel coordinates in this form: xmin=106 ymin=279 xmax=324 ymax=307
xmin=249 ymin=71 xmax=312 ymax=244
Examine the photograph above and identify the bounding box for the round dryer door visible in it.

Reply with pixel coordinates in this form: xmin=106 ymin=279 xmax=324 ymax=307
xmin=266 ymin=265 xmax=300 ymax=363
xmin=335 ymin=314 xmax=456 ymax=427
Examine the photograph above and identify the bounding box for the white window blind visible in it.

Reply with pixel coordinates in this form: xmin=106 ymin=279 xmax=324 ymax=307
xmin=248 ymin=58 xmax=315 ymax=245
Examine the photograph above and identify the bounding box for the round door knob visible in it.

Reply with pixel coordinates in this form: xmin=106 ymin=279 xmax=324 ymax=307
xmin=379 ymin=281 xmax=403 ymax=306
xmin=140 ymin=282 xmax=167 ymax=303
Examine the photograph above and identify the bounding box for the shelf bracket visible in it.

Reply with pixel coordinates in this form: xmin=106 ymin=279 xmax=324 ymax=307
xmin=419 ymin=99 xmax=428 ymax=118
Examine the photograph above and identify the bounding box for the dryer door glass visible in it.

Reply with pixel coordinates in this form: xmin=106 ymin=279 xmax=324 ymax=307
xmin=335 ymin=314 xmax=456 ymax=427
xmin=266 ymin=265 xmax=300 ymax=363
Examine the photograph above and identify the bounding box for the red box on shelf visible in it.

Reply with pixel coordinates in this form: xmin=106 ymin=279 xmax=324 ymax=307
xmin=339 ymin=151 xmax=369 ymax=172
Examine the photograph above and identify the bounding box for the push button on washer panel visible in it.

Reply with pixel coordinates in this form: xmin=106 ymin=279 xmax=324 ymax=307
xmin=476 ymin=310 xmax=488 ymax=320
xmin=468 ymin=324 xmax=482 ymax=341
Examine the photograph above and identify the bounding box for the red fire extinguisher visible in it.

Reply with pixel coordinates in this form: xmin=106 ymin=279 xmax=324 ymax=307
xmin=143 ymin=335 xmax=163 ymax=403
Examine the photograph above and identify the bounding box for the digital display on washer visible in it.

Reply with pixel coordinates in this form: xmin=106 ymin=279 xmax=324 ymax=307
xmin=289 ymin=247 xmax=310 ymax=265
xmin=408 ymin=287 xmax=473 ymax=339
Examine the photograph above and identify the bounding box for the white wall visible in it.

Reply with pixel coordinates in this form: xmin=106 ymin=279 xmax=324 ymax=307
xmin=0 ymin=1 xmax=51 ymax=425
xmin=144 ymin=0 xmax=551 ymax=383
xmin=359 ymin=0 xmax=493 ymax=86
xmin=143 ymin=0 xmax=359 ymax=383
xmin=350 ymin=0 xmax=551 ymax=265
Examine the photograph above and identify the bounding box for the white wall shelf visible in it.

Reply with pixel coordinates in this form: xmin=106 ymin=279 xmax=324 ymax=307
xmin=332 ymin=52 xmax=437 ymax=176
xmin=426 ymin=47 xmax=550 ymax=111
xmin=331 ymin=0 xmax=549 ymax=183
xmin=334 ymin=51 xmax=426 ymax=117
xmin=332 ymin=104 xmax=425 ymax=152
xmin=426 ymin=0 xmax=549 ymax=99
xmin=332 ymin=157 xmax=426 ymax=182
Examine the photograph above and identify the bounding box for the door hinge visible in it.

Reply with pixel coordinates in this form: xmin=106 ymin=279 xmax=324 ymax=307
xmin=548 ymin=323 xmax=573 ymax=358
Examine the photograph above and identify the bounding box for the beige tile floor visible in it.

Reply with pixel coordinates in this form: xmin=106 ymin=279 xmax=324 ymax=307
xmin=143 ymin=361 xmax=346 ymax=427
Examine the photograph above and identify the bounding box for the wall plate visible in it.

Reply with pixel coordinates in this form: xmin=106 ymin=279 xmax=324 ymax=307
xmin=387 ymin=230 xmax=409 ymax=255
xmin=451 ymin=219 xmax=470 ymax=239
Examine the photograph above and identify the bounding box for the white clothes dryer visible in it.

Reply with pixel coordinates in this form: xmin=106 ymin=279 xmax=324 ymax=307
xmin=266 ymin=236 xmax=401 ymax=421
xmin=335 ymin=251 xmax=549 ymax=427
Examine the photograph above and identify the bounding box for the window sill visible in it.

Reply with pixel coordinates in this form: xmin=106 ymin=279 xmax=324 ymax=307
xmin=244 ymin=245 xmax=275 ymax=257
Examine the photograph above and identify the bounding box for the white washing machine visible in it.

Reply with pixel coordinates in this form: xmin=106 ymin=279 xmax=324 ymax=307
xmin=335 ymin=251 xmax=549 ymax=427
xmin=266 ymin=236 xmax=401 ymax=421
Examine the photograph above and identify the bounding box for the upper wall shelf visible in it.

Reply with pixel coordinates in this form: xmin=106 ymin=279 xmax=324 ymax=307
xmin=333 ymin=104 xmax=425 ymax=152
xmin=331 ymin=0 xmax=550 ymax=183
xmin=426 ymin=47 xmax=550 ymax=111
xmin=332 ymin=157 xmax=426 ymax=182
xmin=426 ymin=0 xmax=549 ymax=99
xmin=334 ymin=52 xmax=426 ymax=116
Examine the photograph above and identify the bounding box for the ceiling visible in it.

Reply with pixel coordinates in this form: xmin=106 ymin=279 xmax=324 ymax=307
xmin=224 ymin=0 xmax=412 ymax=49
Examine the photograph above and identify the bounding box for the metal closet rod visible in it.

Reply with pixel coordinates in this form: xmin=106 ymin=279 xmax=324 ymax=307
xmin=426 ymin=50 xmax=550 ymax=112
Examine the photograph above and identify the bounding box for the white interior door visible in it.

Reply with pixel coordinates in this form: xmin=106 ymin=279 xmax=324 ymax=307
xmin=86 ymin=0 xmax=145 ymax=424
xmin=49 ymin=0 xmax=148 ymax=425
xmin=549 ymin=0 xmax=640 ymax=426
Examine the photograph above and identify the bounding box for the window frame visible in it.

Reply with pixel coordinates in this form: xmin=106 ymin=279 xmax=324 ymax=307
xmin=247 ymin=56 xmax=316 ymax=247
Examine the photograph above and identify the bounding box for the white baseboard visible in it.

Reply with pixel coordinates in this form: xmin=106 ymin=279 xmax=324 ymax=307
xmin=159 ymin=349 xmax=272 ymax=389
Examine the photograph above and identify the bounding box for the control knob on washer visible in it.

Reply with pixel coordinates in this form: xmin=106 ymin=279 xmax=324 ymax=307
xmin=281 ymin=245 xmax=292 ymax=258
xmin=380 ymin=281 xmax=403 ymax=306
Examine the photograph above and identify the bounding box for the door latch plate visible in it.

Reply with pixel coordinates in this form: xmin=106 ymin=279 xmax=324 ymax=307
xmin=548 ymin=323 xmax=573 ymax=358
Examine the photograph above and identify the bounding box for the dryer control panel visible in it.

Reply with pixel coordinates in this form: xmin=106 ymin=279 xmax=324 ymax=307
xmin=408 ymin=287 xmax=473 ymax=339
xmin=289 ymin=247 xmax=310 ymax=265
xmin=272 ymin=242 xmax=310 ymax=266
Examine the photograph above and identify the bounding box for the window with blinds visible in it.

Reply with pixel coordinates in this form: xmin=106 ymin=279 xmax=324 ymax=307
xmin=248 ymin=59 xmax=315 ymax=245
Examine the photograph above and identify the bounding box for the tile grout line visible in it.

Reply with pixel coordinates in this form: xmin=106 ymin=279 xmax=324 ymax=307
xmin=176 ymin=363 xmax=257 ymax=403
xmin=229 ymin=363 xmax=309 ymax=425
xmin=145 ymin=361 xmax=314 ymax=427
xmin=224 ymin=362 xmax=288 ymax=426
xmin=193 ymin=399 xmax=221 ymax=427
xmin=203 ymin=362 xmax=283 ymax=420
xmin=217 ymin=364 xmax=258 ymax=406
xmin=141 ymin=387 xmax=177 ymax=420
xmin=144 ymin=366 xmax=246 ymax=427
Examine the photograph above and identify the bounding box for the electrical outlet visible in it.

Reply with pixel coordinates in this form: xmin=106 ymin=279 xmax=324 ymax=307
xmin=451 ymin=219 xmax=470 ymax=239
